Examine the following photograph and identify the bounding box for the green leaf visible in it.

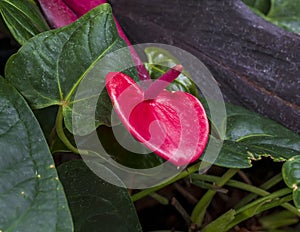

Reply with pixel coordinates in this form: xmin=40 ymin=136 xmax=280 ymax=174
xmin=268 ymin=0 xmax=299 ymax=18
xmin=266 ymin=0 xmax=300 ymax=34
xmin=0 ymin=0 xmax=49 ymax=45
xmin=242 ymin=0 xmax=256 ymax=7
xmin=214 ymin=104 xmax=300 ymax=168
xmin=6 ymin=4 xmax=137 ymax=135
xmin=143 ymin=47 xmax=300 ymax=169
xmin=97 ymin=125 xmax=165 ymax=169
xmin=34 ymin=106 xmax=58 ymax=140
xmin=57 ymin=160 xmax=142 ymax=232
xmin=243 ymin=0 xmax=271 ymax=14
xmin=282 ymin=156 xmax=300 ymax=208
xmin=0 ymin=77 xmax=73 ymax=231
xmin=244 ymin=0 xmax=300 ymax=34
xmin=144 ymin=47 xmax=200 ymax=98
xmin=33 ymin=106 xmax=76 ymax=154
xmin=202 ymin=209 xmax=236 ymax=232
xmin=253 ymin=0 xmax=271 ymax=14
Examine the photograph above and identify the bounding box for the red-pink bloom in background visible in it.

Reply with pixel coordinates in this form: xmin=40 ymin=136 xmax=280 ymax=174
xmin=37 ymin=0 xmax=150 ymax=80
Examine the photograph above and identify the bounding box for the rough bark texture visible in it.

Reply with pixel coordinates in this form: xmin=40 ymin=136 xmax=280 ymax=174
xmin=110 ymin=0 xmax=300 ymax=133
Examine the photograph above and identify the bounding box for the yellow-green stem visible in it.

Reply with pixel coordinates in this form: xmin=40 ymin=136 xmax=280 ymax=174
xmin=192 ymin=173 xmax=300 ymax=216
xmin=191 ymin=168 xmax=239 ymax=226
xmin=131 ymin=162 xmax=201 ymax=202
xmin=225 ymin=193 xmax=293 ymax=231
xmin=150 ymin=193 xmax=169 ymax=205
xmin=236 ymin=172 xmax=282 ymax=208
xmin=55 ymin=106 xmax=88 ymax=155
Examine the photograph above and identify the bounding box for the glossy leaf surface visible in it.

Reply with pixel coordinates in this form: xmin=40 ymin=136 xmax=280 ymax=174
xmin=267 ymin=0 xmax=300 ymax=34
xmin=0 ymin=77 xmax=72 ymax=231
xmin=0 ymin=0 xmax=49 ymax=44
xmin=143 ymin=47 xmax=300 ymax=169
xmin=6 ymin=4 xmax=136 ymax=135
xmin=58 ymin=160 xmax=142 ymax=232
xmin=282 ymin=156 xmax=300 ymax=208
xmin=243 ymin=0 xmax=300 ymax=34
xmin=215 ymin=104 xmax=300 ymax=168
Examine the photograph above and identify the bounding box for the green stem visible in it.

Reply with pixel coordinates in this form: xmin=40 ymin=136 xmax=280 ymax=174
xmin=190 ymin=168 xmax=239 ymax=226
xmin=55 ymin=106 xmax=88 ymax=155
xmin=254 ymin=195 xmax=294 ymax=215
xmin=192 ymin=174 xmax=300 ymax=216
xmin=131 ymin=162 xmax=201 ymax=202
xmin=150 ymin=193 xmax=169 ymax=205
xmin=261 ymin=173 xmax=283 ymax=189
xmin=225 ymin=194 xmax=294 ymax=231
xmin=192 ymin=174 xmax=269 ymax=196
xmin=281 ymin=202 xmax=300 ymax=216
xmin=235 ymin=188 xmax=292 ymax=214
xmin=236 ymin=172 xmax=283 ymax=208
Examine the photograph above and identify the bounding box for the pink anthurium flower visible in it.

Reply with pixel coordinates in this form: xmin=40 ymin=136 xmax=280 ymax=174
xmin=106 ymin=65 xmax=209 ymax=166
xmin=37 ymin=0 xmax=210 ymax=165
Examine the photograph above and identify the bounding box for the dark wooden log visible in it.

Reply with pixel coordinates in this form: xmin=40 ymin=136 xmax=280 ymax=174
xmin=110 ymin=0 xmax=300 ymax=133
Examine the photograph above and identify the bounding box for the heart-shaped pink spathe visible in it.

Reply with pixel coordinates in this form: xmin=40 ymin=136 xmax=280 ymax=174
xmin=106 ymin=72 xmax=209 ymax=166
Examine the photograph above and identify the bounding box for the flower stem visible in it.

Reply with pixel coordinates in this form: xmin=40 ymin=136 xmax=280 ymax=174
xmin=192 ymin=173 xmax=300 ymax=216
xmin=55 ymin=106 xmax=88 ymax=155
xmin=131 ymin=162 xmax=201 ymax=202
xmin=235 ymin=172 xmax=283 ymax=208
xmin=225 ymin=190 xmax=293 ymax=231
xmin=144 ymin=64 xmax=183 ymax=99
xmin=190 ymin=168 xmax=239 ymax=227
xmin=235 ymin=188 xmax=292 ymax=214
xmin=192 ymin=174 xmax=269 ymax=196
xmin=150 ymin=193 xmax=169 ymax=205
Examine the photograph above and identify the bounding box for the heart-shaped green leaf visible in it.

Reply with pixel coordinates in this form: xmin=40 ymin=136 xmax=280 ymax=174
xmin=6 ymin=4 xmax=137 ymax=135
xmin=58 ymin=160 xmax=142 ymax=232
xmin=214 ymin=103 xmax=300 ymax=168
xmin=0 ymin=77 xmax=72 ymax=231
xmin=282 ymin=156 xmax=300 ymax=208
xmin=0 ymin=0 xmax=49 ymax=44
